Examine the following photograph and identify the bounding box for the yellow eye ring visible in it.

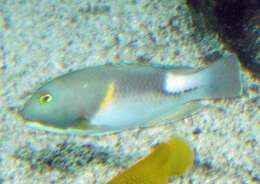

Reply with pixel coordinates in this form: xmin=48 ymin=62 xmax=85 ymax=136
xmin=39 ymin=94 xmax=52 ymax=104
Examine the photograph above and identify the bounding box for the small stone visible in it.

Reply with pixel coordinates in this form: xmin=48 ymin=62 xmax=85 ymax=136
xmin=203 ymin=161 xmax=213 ymax=170
xmin=193 ymin=127 xmax=202 ymax=135
xmin=252 ymin=175 xmax=260 ymax=182
xmin=136 ymin=55 xmax=151 ymax=63
xmin=204 ymin=51 xmax=222 ymax=64
xmin=249 ymin=84 xmax=259 ymax=93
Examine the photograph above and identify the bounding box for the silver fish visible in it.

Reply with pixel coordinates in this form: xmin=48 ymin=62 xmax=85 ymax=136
xmin=21 ymin=55 xmax=241 ymax=135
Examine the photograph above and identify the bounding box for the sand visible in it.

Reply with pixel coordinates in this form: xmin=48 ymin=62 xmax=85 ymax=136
xmin=0 ymin=0 xmax=259 ymax=183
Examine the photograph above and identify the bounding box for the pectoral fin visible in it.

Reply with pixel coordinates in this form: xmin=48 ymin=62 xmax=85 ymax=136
xmin=67 ymin=117 xmax=121 ymax=136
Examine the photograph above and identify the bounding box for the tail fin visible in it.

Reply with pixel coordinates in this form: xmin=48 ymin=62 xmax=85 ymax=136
xmin=196 ymin=55 xmax=242 ymax=98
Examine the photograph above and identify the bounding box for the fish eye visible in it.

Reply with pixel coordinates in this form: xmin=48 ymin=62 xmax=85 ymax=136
xmin=39 ymin=94 xmax=52 ymax=104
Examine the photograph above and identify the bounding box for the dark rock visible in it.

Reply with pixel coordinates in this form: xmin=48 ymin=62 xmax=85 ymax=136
xmin=187 ymin=0 xmax=260 ymax=78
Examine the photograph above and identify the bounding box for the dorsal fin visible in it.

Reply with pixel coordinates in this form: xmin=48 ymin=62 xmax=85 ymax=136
xmin=105 ymin=60 xmax=197 ymax=74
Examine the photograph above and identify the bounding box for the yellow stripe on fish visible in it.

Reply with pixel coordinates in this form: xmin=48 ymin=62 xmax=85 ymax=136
xmin=99 ymin=81 xmax=116 ymax=112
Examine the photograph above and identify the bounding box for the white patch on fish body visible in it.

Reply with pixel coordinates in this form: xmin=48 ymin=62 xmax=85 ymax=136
xmin=82 ymin=82 xmax=89 ymax=88
xmin=164 ymin=73 xmax=201 ymax=95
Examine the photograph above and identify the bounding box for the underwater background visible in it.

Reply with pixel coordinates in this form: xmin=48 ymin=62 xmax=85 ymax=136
xmin=0 ymin=0 xmax=259 ymax=183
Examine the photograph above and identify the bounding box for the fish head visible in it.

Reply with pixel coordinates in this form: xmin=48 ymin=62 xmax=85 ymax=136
xmin=20 ymin=79 xmax=82 ymax=130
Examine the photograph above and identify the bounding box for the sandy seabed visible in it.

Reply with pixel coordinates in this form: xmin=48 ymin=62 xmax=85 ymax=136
xmin=0 ymin=0 xmax=259 ymax=183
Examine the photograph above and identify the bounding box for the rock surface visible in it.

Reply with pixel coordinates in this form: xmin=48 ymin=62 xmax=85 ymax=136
xmin=187 ymin=0 xmax=260 ymax=77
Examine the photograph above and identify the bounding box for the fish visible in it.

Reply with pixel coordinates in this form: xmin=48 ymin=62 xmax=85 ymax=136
xmin=20 ymin=55 xmax=241 ymax=135
xmin=108 ymin=136 xmax=194 ymax=184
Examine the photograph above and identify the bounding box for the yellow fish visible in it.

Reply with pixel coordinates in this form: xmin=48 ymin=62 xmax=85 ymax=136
xmin=108 ymin=136 xmax=194 ymax=184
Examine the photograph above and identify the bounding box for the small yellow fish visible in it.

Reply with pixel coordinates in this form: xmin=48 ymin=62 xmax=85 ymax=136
xmin=108 ymin=136 xmax=194 ymax=184
xmin=20 ymin=55 xmax=241 ymax=135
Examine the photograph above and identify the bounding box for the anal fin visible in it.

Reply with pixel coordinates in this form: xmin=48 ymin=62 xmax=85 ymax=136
xmin=149 ymin=101 xmax=205 ymax=126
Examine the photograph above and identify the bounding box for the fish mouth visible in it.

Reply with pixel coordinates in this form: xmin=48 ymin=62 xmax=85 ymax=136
xmin=19 ymin=106 xmax=30 ymax=120
xmin=19 ymin=105 xmax=42 ymax=124
xmin=18 ymin=107 xmax=63 ymax=132
xmin=18 ymin=108 xmax=31 ymax=124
